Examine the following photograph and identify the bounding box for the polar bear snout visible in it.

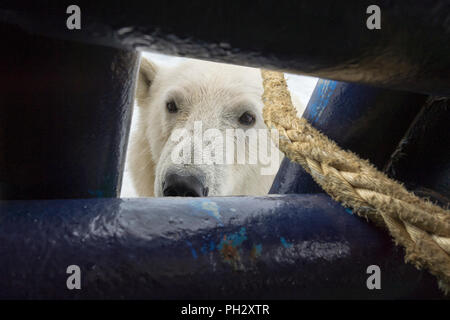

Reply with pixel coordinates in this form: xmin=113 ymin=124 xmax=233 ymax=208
xmin=162 ymin=173 xmax=209 ymax=197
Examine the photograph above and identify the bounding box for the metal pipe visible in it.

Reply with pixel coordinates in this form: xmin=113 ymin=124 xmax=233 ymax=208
xmin=0 ymin=194 xmax=443 ymax=299
xmin=270 ymin=80 xmax=426 ymax=194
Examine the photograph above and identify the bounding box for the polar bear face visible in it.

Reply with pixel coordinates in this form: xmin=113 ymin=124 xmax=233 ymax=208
xmin=129 ymin=57 xmax=282 ymax=197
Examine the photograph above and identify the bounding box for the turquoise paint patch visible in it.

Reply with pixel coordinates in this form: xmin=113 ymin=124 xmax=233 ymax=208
xmin=254 ymin=244 xmax=263 ymax=255
xmin=345 ymin=208 xmax=353 ymax=215
xmin=280 ymin=237 xmax=293 ymax=249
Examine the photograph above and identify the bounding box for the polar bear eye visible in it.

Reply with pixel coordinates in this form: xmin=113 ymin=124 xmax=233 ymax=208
xmin=166 ymin=100 xmax=178 ymax=113
xmin=238 ymin=111 xmax=255 ymax=126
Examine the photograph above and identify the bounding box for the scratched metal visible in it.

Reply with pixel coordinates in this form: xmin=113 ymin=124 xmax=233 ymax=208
xmin=0 ymin=194 xmax=443 ymax=299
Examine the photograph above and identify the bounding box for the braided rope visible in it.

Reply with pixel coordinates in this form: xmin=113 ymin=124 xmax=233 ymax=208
xmin=261 ymin=70 xmax=450 ymax=293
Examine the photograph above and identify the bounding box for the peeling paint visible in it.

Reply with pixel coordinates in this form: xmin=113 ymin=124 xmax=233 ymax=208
xmin=191 ymin=200 xmax=224 ymax=226
xmin=200 ymin=240 xmax=216 ymax=255
xmin=217 ymin=227 xmax=247 ymax=269
xmin=280 ymin=237 xmax=293 ymax=249
xmin=186 ymin=240 xmax=198 ymax=259
xmin=218 ymin=227 xmax=247 ymax=249
xmin=219 ymin=239 xmax=240 ymax=264
xmin=250 ymin=244 xmax=263 ymax=260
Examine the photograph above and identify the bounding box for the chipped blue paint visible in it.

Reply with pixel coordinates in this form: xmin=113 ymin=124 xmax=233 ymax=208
xmin=280 ymin=237 xmax=293 ymax=249
xmin=307 ymin=80 xmax=338 ymax=125
xmin=345 ymin=208 xmax=353 ymax=215
xmin=200 ymin=240 xmax=216 ymax=255
xmin=209 ymin=240 xmax=216 ymax=252
xmin=254 ymin=244 xmax=262 ymax=255
xmin=217 ymin=227 xmax=247 ymax=250
xmin=191 ymin=199 xmax=224 ymax=226
xmin=186 ymin=241 xmax=198 ymax=259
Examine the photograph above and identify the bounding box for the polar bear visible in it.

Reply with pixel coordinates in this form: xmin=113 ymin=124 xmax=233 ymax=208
xmin=128 ymin=57 xmax=304 ymax=197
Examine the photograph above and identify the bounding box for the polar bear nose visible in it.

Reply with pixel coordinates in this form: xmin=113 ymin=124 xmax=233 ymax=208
xmin=162 ymin=173 xmax=208 ymax=197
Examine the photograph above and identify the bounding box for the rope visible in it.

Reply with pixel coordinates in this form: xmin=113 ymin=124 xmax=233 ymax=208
xmin=261 ymin=70 xmax=450 ymax=294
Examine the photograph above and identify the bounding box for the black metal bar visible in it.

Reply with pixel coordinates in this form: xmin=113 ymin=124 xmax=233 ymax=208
xmin=0 ymin=23 xmax=139 ymax=200
xmin=385 ymin=97 xmax=450 ymax=204
xmin=1 ymin=1 xmax=449 ymax=95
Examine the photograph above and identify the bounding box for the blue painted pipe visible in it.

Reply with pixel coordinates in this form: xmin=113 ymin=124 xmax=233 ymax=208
xmin=0 ymin=194 xmax=443 ymax=299
xmin=270 ymin=80 xmax=427 ymax=194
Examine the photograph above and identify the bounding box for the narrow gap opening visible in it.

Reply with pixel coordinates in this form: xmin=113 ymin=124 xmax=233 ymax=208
xmin=120 ymin=52 xmax=318 ymax=198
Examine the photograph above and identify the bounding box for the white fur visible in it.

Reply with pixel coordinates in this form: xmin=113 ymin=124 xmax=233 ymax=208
xmin=128 ymin=57 xmax=304 ymax=197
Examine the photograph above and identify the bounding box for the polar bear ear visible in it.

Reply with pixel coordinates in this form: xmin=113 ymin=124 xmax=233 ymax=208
xmin=136 ymin=58 xmax=157 ymax=107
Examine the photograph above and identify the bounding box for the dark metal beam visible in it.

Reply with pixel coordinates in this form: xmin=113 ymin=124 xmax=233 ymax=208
xmin=0 ymin=22 xmax=139 ymax=200
xmin=0 ymin=194 xmax=443 ymax=299
xmin=1 ymin=1 xmax=449 ymax=95
xmin=385 ymin=97 xmax=450 ymax=204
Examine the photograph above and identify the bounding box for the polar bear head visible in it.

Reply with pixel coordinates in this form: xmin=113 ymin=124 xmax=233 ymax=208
xmin=128 ymin=57 xmax=282 ymax=197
